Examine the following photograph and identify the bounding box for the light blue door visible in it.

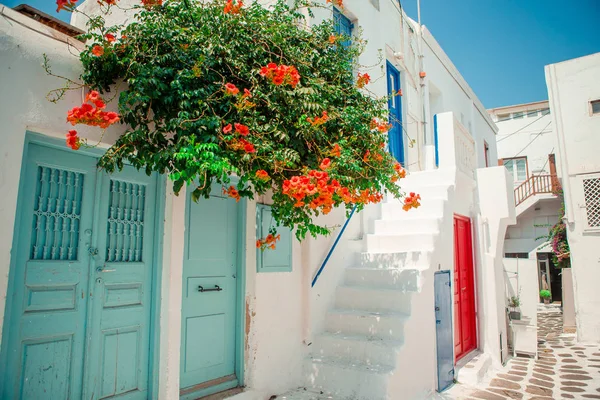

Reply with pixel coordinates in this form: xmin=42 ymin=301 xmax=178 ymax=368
xmin=386 ymin=62 xmax=404 ymax=165
xmin=434 ymin=270 xmax=454 ymax=392
xmin=0 ymin=142 xmax=159 ymax=399
xmin=180 ymin=183 xmax=239 ymax=397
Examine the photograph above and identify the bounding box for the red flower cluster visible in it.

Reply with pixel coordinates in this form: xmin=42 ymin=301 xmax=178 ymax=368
xmin=356 ymin=73 xmax=371 ymax=88
xmin=141 ymin=0 xmax=162 ymax=6
xmin=403 ymin=192 xmax=421 ymax=211
xmin=326 ymin=0 xmax=343 ymax=7
xmin=320 ymin=158 xmax=332 ymax=171
xmin=370 ymin=118 xmax=392 ymax=133
xmin=223 ymin=186 xmax=241 ymax=202
xmin=224 ymin=83 xmax=239 ymax=96
xmin=391 ymin=162 xmax=407 ymax=182
xmin=255 ymin=170 xmax=270 ymax=181
xmin=65 ymin=130 xmax=80 ymax=150
xmin=234 ymin=123 xmax=249 ymax=136
xmin=92 ymin=45 xmax=104 ymax=57
xmin=363 ymin=149 xmax=383 ymax=163
xmin=224 ymin=0 xmax=243 ymax=14
xmin=307 ymin=111 xmax=328 ymax=127
xmin=228 ymin=138 xmax=255 ymax=153
xmin=256 ymin=233 xmax=281 ymax=250
xmin=105 ymin=33 xmax=116 ymax=43
xmin=56 ymin=0 xmax=77 ymax=12
xmin=328 ymin=35 xmax=337 ymax=44
xmin=259 ymin=63 xmax=300 ymax=88
xmin=67 ymin=91 xmax=119 ymax=129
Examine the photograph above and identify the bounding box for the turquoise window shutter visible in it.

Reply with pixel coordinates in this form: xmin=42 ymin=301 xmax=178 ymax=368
xmin=256 ymin=204 xmax=292 ymax=272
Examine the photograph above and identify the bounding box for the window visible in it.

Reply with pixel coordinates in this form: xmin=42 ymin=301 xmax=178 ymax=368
xmin=505 ymin=253 xmax=529 ymax=259
xmin=591 ymin=100 xmax=600 ymax=115
xmin=256 ymin=204 xmax=293 ymax=272
xmin=512 ymin=111 xmax=524 ymax=119
xmin=582 ymin=175 xmax=600 ymax=230
xmin=333 ymin=8 xmax=353 ymax=49
xmin=484 ymin=141 xmax=490 ymax=167
xmin=527 ymin=110 xmax=539 ymax=118
xmin=497 ymin=113 xmax=510 ymax=122
xmin=503 ymin=157 xmax=528 ymax=183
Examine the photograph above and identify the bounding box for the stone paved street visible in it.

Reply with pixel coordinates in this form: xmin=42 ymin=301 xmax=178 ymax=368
xmin=448 ymin=306 xmax=600 ymax=400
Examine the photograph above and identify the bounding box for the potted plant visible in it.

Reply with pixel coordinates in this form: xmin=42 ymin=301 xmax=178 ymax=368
xmin=540 ymin=289 xmax=552 ymax=304
xmin=507 ymin=296 xmax=521 ymax=320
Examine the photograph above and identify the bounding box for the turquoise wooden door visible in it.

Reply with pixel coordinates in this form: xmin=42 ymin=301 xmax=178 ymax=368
xmin=1 ymin=142 xmax=159 ymax=399
xmin=180 ymin=183 xmax=239 ymax=395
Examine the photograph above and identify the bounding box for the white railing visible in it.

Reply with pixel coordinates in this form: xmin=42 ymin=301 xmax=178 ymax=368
xmin=453 ymin=118 xmax=476 ymax=177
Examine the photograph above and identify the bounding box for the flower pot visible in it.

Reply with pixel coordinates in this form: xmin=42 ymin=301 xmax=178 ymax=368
xmin=509 ymin=311 xmax=521 ymax=320
xmin=544 ymin=298 xmax=550 ymax=304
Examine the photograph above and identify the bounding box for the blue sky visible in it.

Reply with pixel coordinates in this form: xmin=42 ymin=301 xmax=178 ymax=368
xmin=6 ymin=0 xmax=599 ymax=108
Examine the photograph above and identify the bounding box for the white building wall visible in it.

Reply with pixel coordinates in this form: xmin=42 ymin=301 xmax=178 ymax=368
xmin=504 ymin=200 xmax=561 ymax=256
xmin=546 ymin=52 xmax=600 ymax=343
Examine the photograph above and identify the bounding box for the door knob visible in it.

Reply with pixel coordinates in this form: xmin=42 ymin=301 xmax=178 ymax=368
xmin=88 ymin=247 xmax=99 ymax=256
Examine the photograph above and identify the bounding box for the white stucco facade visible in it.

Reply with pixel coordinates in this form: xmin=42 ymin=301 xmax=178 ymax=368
xmin=0 ymin=1 xmax=515 ymax=399
xmin=545 ymin=52 xmax=600 ymax=343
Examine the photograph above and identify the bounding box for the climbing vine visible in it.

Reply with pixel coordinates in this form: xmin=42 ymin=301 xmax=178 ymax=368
xmin=54 ymin=0 xmax=416 ymax=240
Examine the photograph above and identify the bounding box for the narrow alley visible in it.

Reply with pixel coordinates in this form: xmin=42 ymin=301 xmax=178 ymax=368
xmin=449 ymin=306 xmax=600 ymax=400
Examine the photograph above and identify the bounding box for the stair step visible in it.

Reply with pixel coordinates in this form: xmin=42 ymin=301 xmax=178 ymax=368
xmin=381 ymin=198 xmax=445 ymax=219
xmin=345 ymin=267 xmax=422 ymax=291
xmin=387 ymin=184 xmax=451 ymax=202
xmin=335 ymin=285 xmax=412 ymax=314
xmin=278 ymin=389 xmax=341 ymax=400
xmin=310 ymin=332 xmax=401 ymax=367
xmin=374 ymin=216 xmax=441 ymax=234
xmin=325 ymin=309 xmax=408 ymax=340
xmin=305 ymin=357 xmax=392 ymax=400
xmin=359 ymin=250 xmax=432 ymax=269
xmin=365 ymin=232 xmax=437 ymax=252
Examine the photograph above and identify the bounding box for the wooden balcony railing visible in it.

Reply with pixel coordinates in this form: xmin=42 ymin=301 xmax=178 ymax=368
xmin=514 ymin=174 xmax=560 ymax=207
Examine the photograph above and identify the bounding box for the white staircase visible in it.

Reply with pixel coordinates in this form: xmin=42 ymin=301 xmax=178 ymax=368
xmin=304 ymin=171 xmax=454 ymax=400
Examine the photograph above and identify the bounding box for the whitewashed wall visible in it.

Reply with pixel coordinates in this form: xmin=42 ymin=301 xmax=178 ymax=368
xmin=504 ymin=200 xmax=561 ymax=256
xmin=546 ymin=52 xmax=600 ymax=343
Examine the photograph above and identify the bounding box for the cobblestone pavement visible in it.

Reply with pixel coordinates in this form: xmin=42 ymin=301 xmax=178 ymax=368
xmin=455 ymin=306 xmax=600 ymax=400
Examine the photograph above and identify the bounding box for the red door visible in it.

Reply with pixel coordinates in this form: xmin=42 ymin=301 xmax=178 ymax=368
xmin=453 ymin=215 xmax=477 ymax=361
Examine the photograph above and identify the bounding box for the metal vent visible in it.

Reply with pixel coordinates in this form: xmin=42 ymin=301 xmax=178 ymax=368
xmin=583 ymin=176 xmax=600 ymax=229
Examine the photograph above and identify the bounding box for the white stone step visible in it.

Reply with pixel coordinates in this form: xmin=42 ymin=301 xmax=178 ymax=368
xmin=325 ymin=309 xmax=407 ymax=340
xmin=388 ymin=184 xmax=451 ymax=202
xmin=345 ymin=267 xmax=422 ymax=292
xmin=373 ymin=216 xmax=441 ymax=235
xmin=381 ymin=198 xmax=445 ymax=219
xmin=277 ymin=389 xmax=340 ymax=400
xmin=335 ymin=285 xmax=412 ymax=314
xmin=359 ymin=250 xmax=432 ymax=269
xmin=365 ymin=232 xmax=436 ymax=253
xmin=305 ymin=357 xmax=392 ymax=400
xmin=310 ymin=332 xmax=401 ymax=367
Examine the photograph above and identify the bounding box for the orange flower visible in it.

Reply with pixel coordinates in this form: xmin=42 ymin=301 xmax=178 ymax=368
xmin=234 ymin=123 xmax=250 ymax=136
xmin=105 ymin=33 xmax=116 ymax=43
xmin=223 ymin=186 xmax=241 ymax=202
xmin=243 ymin=142 xmax=255 ymax=153
xmin=326 ymin=0 xmax=343 ymax=7
xmin=307 ymin=111 xmax=328 ymax=127
xmin=402 ymin=192 xmax=421 ymax=211
xmin=243 ymin=88 xmax=252 ymax=98
xmin=65 ymin=130 xmax=80 ymax=150
xmin=328 ymin=35 xmax=337 ymax=44
xmin=356 ymin=73 xmax=371 ymax=88
xmin=224 ymin=83 xmax=239 ymax=96
xmin=255 ymin=170 xmax=270 ymax=181
xmin=224 ymin=0 xmax=243 ymax=14
xmin=223 ymin=123 xmax=233 ymax=134
xmin=331 ymin=144 xmax=341 ymax=157
xmin=319 ymin=158 xmax=332 ymax=171
xmin=91 ymin=45 xmax=104 ymax=57
xmin=259 ymin=63 xmax=300 ymax=88
xmin=257 ymin=232 xmax=281 ymax=250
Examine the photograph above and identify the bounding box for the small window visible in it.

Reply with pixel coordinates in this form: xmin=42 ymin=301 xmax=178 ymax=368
xmin=527 ymin=110 xmax=539 ymax=118
xmin=505 ymin=253 xmax=529 ymax=259
xmin=591 ymin=100 xmax=600 ymax=115
xmin=256 ymin=204 xmax=293 ymax=272
xmin=504 ymin=157 xmax=528 ymax=183
xmin=333 ymin=8 xmax=353 ymax=49
xmin=512 ymin=112 xmax=524 ymax=119
xmin=497 ymin=113 xmax=511 ymax=122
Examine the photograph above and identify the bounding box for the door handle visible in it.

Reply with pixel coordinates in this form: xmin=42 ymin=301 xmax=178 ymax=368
xmin=198 ymin=285 xmax=222 ymax=293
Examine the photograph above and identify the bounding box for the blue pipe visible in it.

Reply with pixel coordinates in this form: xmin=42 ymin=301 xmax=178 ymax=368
xmin=311 ymin=205 xmax=358 ymax=288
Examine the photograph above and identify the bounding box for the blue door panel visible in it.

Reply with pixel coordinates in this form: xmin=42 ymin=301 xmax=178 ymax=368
xmin=435 ymin=270 xmax=454 ymax=392
xmin=386 ymin=62 xmax=404 ymax=165
xmin=1 ymin=142 xmax=159 ymax=399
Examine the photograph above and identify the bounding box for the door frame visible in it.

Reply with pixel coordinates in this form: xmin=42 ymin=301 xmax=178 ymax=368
xmin=453 ymin=213 xmax=478 ymax=362
xmin=179 ymin=180 xmax=247 ymax=400
xmin=0 ymin=131 xmax=166 ymax=399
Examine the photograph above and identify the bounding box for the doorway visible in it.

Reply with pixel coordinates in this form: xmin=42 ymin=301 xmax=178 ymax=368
xmin=537 ymin=253 xmax=562 ymax=303
xmin=386 ymin=61 xmax=404 ymax=165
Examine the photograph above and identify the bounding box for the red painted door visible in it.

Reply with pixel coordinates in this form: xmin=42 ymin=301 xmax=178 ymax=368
xmin=453 ymin=215 xmax=477 ymax=361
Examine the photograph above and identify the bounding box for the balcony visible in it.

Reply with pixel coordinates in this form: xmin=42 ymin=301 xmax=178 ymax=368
xmin=514 ymin=174 xmax=560 ymax=207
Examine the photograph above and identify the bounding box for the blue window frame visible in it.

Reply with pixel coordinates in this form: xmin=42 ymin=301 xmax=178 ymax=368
xmin=333 ymin=8 xmax=353 ymax=48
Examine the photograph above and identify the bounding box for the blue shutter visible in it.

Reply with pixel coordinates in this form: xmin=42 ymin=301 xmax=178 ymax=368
xmin=333 ymin=8 xmax=353 ymax=49
xmin=256 ymin=204 xmax=292 ymax=273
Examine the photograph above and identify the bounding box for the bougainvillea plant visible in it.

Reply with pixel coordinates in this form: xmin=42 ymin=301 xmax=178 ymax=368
xmin=54 ymin=0 xmax=417 ymax=241
xmin=537 ymin=193 xmax=570 ymax=268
